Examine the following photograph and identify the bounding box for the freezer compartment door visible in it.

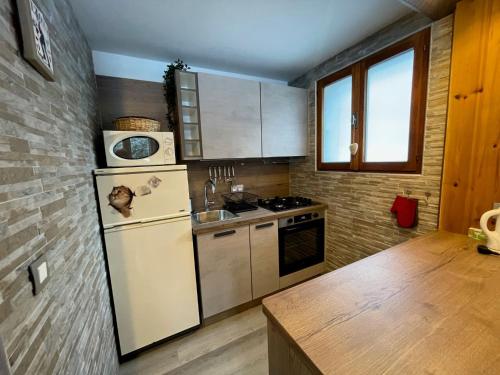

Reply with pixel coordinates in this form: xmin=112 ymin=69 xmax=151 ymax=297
xmin=96 ymin=169 xmax=190 ymax=228
xmin=104 ymin=217 xmax=200 ymax=355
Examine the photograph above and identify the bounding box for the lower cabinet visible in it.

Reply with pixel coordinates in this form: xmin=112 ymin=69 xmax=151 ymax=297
xmin=197 ymin=226 xmax=252 ymax=318
xmin=197 ymin=221 xmax=280 ymax=318
xmin=250 ymin=220 xmax=279 ymax=299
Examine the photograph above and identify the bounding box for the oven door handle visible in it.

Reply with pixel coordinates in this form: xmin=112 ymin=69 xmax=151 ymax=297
xmin=284 ymin=227 xmax=300 ymax=233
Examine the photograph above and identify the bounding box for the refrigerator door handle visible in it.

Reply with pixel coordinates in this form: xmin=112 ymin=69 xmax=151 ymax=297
xmin=105 ymin=220 xmax=142 ymax=230
xmin=104 ymin=215 xmax=191 ymax=231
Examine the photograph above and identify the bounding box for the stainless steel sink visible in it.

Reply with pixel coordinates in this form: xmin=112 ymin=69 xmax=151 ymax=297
xmin=193 ymin=210 xmax=238 ymax=224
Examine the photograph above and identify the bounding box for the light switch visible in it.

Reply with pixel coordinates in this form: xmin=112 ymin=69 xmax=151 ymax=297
xmin=28 ymin=255 xmax=49 ymax=295
xmin=37 ymin=262 xmax=48 ymax=283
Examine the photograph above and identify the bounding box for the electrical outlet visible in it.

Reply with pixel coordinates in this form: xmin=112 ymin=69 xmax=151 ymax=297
xmin=494 ymin=202 xmax=500 ymax=209
xmin=28 ymin=255 xmax=49 ymax=295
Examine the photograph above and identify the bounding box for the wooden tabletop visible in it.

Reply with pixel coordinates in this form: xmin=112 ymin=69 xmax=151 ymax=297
xmin=262 ymin=231 xmax=500 ymax=374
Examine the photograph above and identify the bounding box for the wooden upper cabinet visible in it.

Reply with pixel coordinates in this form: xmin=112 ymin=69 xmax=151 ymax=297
xmin=197 ymin=73 xmax=262 ymax=159
xmin=261 ymin=83 xmax=308 ymax=157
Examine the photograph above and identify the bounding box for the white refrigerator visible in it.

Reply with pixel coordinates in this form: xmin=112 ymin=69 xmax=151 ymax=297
xmin=94 ymin=165 xmax=200 ymax=356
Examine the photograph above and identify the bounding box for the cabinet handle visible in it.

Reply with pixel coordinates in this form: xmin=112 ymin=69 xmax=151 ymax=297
xmin=255 ymin=222 xmax=274 ymax=230
xmin=214 ymin=230 xmax=236 ymax=238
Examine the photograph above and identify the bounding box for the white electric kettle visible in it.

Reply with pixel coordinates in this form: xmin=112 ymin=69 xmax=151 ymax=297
xmin=480 ymin=207 xmax=500 ymax=254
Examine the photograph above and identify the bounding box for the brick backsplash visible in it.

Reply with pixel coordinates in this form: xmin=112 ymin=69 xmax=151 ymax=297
xmin=0 ymin=0 xmax=118 ymax=374
xmin=290 ymin=16 xmax=453 ymax=270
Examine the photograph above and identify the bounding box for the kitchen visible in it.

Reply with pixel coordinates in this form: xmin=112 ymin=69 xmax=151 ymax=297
xmin=0 ymin=0 xmax=499 ymax=374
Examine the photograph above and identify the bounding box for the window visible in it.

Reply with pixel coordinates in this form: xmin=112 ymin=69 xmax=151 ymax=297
xmin=317 ymin=29 xmax=430 ymax=173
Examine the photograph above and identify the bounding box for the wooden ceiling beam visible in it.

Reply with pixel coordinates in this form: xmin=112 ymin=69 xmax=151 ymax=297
xmin=398 ymin=0 xmax=460 ymax=20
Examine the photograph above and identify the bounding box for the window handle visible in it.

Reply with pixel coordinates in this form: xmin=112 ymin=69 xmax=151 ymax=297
xmin=351 ymin=112 xmax=358 ymax=128
xmin=349 ymin=143 xmax=359 ymax=156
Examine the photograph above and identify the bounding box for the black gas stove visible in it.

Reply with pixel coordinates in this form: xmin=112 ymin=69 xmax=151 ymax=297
xmin=258 ymin=196 xmax=313 ymax=212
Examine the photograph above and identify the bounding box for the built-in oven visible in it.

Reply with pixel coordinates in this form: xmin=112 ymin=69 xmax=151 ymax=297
xmin=278 ymin=210 xmax=325 ymax=277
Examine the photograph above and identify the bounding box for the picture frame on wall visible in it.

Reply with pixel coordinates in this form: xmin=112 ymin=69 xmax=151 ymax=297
xmin=16 ymin=0 xmax=55 ymax=81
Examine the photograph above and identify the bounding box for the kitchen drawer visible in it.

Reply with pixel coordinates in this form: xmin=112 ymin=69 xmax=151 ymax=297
xmin=197 ymin=225 xmax=252 ymax=318
xmin=250 ymin=220 xmax=279 ymax=299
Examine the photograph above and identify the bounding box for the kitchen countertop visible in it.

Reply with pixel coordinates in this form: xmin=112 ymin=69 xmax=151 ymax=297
xmin=191 ymin=203 xmax=327 ymax=235
xmin=262 ymin=231 xmax=500 ymax=374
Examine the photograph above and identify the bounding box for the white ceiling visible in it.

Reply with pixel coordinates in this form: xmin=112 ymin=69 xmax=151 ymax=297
xmin=69 ymin=0 xmax=412 ymax=81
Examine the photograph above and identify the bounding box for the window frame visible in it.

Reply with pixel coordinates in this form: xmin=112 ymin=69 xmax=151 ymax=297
xmin=316 ymin=28 xmax=430 ymax=173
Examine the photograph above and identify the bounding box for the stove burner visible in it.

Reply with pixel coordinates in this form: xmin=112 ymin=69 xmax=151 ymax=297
xmin=258 ymin=196 xmax=313 ymax=212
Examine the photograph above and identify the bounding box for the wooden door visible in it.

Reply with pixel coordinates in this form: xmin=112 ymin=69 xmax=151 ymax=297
xmin=439 ymin=0 xmax=500 ymax=233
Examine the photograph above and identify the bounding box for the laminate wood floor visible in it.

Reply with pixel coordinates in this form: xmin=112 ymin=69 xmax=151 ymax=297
xmin=119 ymin=305 xmax=268 ymax=375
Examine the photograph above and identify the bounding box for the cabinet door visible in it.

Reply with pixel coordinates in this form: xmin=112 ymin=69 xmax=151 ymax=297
xmin=197 ymin=226 xmax=252 ymax=318
xmin=175 ymin=70 xmax=203 ymax=160
xmin=250 ymin=220 xmax=279 ymax=299
xmin=261 ymin=83 xmax=308 ymax=157
xmin=198 ymin=73 xmax=261 ymax=159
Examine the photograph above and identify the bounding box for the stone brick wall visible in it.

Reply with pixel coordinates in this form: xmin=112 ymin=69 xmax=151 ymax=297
xmin=290 ymin=16 xmax=453 ymax=270
xmin=0 ymin=0 xmax=118 ymax=374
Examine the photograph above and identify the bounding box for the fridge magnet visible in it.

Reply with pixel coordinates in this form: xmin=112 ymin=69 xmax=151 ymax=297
xmin=16 ymin=0 xmax=55 ymax=81
xmin=136 ymin=185 xmax=152 ymax=196
xmin=148 ymin=176 xmax=162 ymax=189
xmin=108 ymin=186 xmax=135 ymax=218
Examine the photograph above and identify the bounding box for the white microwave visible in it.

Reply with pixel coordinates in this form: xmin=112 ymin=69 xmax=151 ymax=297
xmin=103 ymin=131 xmax=176 ymax=167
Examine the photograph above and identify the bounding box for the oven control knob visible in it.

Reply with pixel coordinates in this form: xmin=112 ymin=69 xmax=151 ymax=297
xmin=287 ymin=218 xmax=293 ymax=224
xmin=313 ymin=213 xmax=319 ymax=218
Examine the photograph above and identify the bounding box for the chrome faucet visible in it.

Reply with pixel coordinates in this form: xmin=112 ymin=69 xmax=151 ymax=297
xmin=204 ymin=179 xmax=216 ymax=211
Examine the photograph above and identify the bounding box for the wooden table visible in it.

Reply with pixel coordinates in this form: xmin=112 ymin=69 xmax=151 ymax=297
xmin=262 ymin=231 xmax=500 ymax=374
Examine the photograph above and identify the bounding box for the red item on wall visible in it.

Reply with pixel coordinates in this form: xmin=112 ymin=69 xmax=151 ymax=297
xmin=391 ymin=195 xmax=418 ymax=228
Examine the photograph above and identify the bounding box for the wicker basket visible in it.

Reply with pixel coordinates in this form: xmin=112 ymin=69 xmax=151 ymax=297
xmin=113 ymin=117 xmax=160 ymax=132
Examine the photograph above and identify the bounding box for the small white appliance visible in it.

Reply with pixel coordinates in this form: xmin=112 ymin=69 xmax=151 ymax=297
xmin=103 ymin=130 xmax=176 ymax=167
xmin=480 ymin=207 xmax=500 ymax=254
xmin=94 ymin=165 xmax=199 ymax=356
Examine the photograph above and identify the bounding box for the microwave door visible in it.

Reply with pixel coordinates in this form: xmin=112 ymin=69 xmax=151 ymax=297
xmin=95 ymin=168 xmax=190 ymax=228
xmin=105 ymin=132 xmax=160 ymax=167
xmin=103 ymin=131 xmax=175 ymax=167
xmin=113 ymin=135 xmax=159 ymax=160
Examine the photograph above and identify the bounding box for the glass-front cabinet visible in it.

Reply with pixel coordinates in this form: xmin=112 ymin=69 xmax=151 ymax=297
xmin=175 ymin=70 xmax=203 ymax=160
